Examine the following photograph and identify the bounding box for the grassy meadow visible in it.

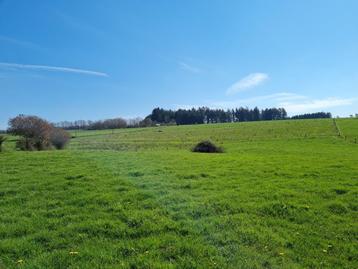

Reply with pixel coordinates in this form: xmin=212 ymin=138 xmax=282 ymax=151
xmin=0 ymin=118 xmax=357 ymax=268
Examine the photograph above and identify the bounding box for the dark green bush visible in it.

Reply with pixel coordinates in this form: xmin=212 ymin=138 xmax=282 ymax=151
xmin=192 ymin=140 xmax=223 ymax=153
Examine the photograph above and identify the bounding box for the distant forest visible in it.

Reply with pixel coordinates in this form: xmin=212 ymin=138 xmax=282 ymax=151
xmin=52 ymin=107 xmax=333 ymax=130
xmin=148 ymin=107 xmax=288 ymax=125
xmin=291 ymin=112 xmax=332 ymax=119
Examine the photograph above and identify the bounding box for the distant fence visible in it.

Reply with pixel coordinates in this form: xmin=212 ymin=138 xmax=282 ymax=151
xmin=332 ymin=119 xmax=342 ymax=137
xmin=333 ymin=119 xmax=357 ymax=144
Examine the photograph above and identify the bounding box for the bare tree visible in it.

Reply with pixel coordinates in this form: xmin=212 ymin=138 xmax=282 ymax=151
xmin=8 ymin=115 xmax=69 ymax=151
xmin=88 ymin=117 xmax=127 ymax=130
xmin=50 ymin=128 xmax=70 ymax=149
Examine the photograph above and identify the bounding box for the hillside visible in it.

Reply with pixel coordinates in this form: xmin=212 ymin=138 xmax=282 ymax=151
xmin=70 ymin=119 xmax=338 ymax=151
xmin=0 ymin=119 xmax=357 ymax=268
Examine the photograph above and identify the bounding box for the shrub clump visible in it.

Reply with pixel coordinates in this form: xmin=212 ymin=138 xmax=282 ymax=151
xmin=8 ymin=115 xmax=70 ymax=151
xmin=192 ymin=140 xmax=223 ymax=153
xmin=50 ymin=128 xmax=71 ymax=149
xmin=16 ymin=137 xmax=46 ymax=151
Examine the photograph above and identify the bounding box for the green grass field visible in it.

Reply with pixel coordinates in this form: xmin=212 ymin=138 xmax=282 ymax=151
xmin=0 ymin=119 xmax=357 ymax=268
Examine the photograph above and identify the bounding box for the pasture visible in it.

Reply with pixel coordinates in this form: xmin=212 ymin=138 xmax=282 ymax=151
xmin=0 ymin=119 xmax=357 ymax=268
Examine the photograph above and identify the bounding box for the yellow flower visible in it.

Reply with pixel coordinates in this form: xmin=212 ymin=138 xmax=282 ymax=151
xmin=69 ymin=251 xmax=79 ymax=255
xmin=279 ymin=252 xmax=285 ymax=256
xmin=16 ymin=259 xmax=24 ymax=264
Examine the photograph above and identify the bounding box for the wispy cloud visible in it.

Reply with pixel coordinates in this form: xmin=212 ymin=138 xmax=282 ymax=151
xmin=179 ymin=62 xmax=202 ymax=74
xmin=279 ymin=97 xmax=356 ymax=113
xmin=272 ymin=92 xmax=307 ymax=102
xmin=209 ymin=92 xmax=303 ymax=108
xmin=55 ymin=11 xmax=103 ymax=36
xmin=173 ymin=93 xmax=293 ymax=110
xmin=0 ymin=35 xmax=41 ymax=50
xmin=226 ymin=73 xmax=269 ymax=95
xmin=174 ymin=92 xmax=356 ymax=115
xmin=0 ymin=62 xmax=108 ymax=77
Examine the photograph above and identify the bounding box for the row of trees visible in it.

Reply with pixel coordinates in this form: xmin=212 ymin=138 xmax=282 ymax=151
xmin=8 ymin=115 xmax=70 ymax=151
xmin=291 ymin=112 xmax=332 ymax=119
xmin=148 ymin=107 xmax=288 ymax=125
xmin=51 ymin=108 xmax=335 ymax=131
xmin=54 ymin=117 xmax=143 ymax=130
xmin=0 ymin=109 xmax=340 ymax=152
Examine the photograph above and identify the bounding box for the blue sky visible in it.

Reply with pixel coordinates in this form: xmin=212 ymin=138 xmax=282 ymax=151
xmin=1 ymin=0 xmax=357 ymax=128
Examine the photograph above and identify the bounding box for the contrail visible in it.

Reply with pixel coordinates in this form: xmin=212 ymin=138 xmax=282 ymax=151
xmin=0 ymin=62 xmax=109 ymax=77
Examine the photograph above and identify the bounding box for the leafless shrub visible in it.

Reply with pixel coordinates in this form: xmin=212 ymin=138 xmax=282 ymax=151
xmin=8 ymin=115 xmax=69 ymax=151
xmin=88 ymin=118 xmax=127 ymax=130
xmin=139 ymin=118 xmax=153 ymax=127
xmin=50 ymin=128 xmax=70 ymax=149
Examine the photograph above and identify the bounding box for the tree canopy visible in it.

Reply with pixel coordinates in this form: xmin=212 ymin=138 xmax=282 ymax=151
xmin=291 ymin=112 xmax=332 ymax=120
xmin=147 ymin=107 xmax=288 ymax=125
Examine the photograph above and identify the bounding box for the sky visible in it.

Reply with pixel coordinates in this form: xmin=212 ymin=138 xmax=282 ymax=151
xmin=0 ymin=0 xmax=357 ymax=128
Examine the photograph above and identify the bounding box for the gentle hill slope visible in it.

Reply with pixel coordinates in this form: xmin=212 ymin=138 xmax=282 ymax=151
xmin=0 ymin=119 xmax=357 ymax=268
xmin=69 ymin=119 xmax=340 ymax=151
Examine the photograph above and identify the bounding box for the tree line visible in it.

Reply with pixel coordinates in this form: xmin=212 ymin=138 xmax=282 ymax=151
xmin=52 ymin=108 xmax=334 ymax=130
xmin=54 ymin=117 xmax=143 ymax=130
xmin=291 ymin=112 xmax=332 ymax=119
xmin=147 ymin=107 xmax=288 ymax=125
xmin=0 ymin=110 xmax=335 ymax=152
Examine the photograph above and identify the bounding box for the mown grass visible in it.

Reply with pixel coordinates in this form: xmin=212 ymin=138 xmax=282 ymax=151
xmin=0 ymin=119 xmax=357 ymax=268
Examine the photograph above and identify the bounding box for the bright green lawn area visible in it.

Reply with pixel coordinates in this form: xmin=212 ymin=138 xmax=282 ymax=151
xmin=0 ymin=119 xmax=357 ymax=268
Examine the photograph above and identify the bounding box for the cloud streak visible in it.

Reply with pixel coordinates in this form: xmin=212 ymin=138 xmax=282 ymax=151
xmin=174 ymin=92 xmax=301 ymax=110
xmin=279 ymin=97 xmax=356 ymax=113
xmin=179 ymin=62 xmax=202 ymax=73
xmin=210 ymin=92 xmax=305 ymax=108
xmin=56 ymin=11 xmax=103 ymax=36
xmin=226 ymin=73 xmax=269 ymax=95
xmin=0 ymin=35 xmax=41 ymax=49
xmin=174 ymin=93 xmax=356 ymax=115
xmin=0 ymin=62 xmax=108 ymax=77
